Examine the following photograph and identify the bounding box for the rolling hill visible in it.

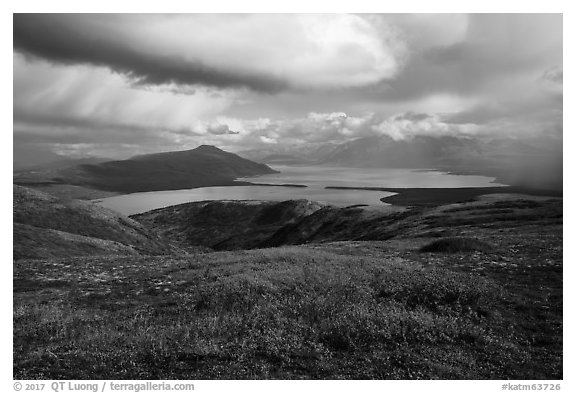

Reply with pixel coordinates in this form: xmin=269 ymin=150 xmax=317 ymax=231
xmin=133 ymin=199 xmax=325 ymax=250
xmin=13 ymin=185 xmax=176 ymax=259
xmin=133 ymin=195 xmax=562 ymax=251
xmin=14 ymin=192 xmax=562 ymax=379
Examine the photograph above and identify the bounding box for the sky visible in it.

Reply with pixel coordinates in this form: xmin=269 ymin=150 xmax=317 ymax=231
xmin=13 ymin=13 xmax=563 ymax=159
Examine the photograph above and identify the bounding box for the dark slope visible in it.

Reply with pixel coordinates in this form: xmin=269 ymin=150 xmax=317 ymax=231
xmin=133 ymin=195 xmax=562 ymax=251
xmin=13 ymin=185 xmax=174 ymax=259
xmin=133 ymin=199 xmax=323 ymax=250
xmin=75 ymin=145 xmax=277 ymax=192
xmin=15 ymin=145 xmax=277 ymax=194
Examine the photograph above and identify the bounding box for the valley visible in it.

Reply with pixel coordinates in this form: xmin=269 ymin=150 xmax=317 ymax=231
xmin=12 ymin=140 xmax=563 ymax=380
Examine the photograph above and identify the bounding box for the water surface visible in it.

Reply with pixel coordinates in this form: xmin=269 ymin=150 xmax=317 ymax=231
xmin=94 ymin=166 xmax=505 ymax=215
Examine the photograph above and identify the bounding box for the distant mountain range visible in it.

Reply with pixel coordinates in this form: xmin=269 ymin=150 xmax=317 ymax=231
xmin=14 ymin=136 xmax=562 ymax=195
xmin=258 ymin=154 xmax=313 ymax=165
xmin=321 ymin=135 xmax=480 ymax=168
xmin=15 ymin=145 xmax=277 ymax=193
xmin=321 ymin=135 xmax=561 ymax=167
xmin=240 ymin=135 xmax=563 ymax=191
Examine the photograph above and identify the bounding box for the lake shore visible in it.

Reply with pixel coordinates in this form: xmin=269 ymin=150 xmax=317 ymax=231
xmin=325 ymin=186 xmax=563 ymax=207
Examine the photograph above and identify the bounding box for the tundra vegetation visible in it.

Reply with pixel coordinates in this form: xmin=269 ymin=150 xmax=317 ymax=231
xmin=13 ymin=186 xmax=562 ymax=379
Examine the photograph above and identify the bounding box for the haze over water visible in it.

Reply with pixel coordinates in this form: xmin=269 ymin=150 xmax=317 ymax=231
xmin=94 ymin=166 xmax=506 ymax=215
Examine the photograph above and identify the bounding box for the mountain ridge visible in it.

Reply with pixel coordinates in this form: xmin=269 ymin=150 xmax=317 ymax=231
xmin=15 ymin=145 xmax=278 ymax=194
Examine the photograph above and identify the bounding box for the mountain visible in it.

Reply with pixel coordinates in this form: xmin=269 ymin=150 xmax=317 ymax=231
xmin=13 ymin=185 xmax=176 ymax=259
xmin=259 ymin=154 xmax=312 ymax=165
xmin=322 ymin=135 xmax=483 ymax=168
xmin=237 ymin=135 xmax=561 ymax=191
xmin=15 ymin=145 xmax=278 ymax=194
xmin=320 ymin=135 xmax=562 ymax=191
xmin=236 ymin=142 xmax=343 ymax=164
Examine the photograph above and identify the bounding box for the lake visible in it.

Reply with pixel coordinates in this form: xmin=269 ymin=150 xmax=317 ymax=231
xmin=93 ymin=165 xmax=506 ymax=215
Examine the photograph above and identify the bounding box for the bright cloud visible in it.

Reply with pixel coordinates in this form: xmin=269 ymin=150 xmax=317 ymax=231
xmin=12 ymin=14 xmax=562 ymax=160
xmin=14 ymin=14 xmax=406 ymax=92
xmin=14 ymin=54 xmax=239 ymax=136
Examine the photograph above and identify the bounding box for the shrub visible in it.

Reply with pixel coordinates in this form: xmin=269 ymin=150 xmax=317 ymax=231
xmin=419 ymin=237 xmax=494 ymax=254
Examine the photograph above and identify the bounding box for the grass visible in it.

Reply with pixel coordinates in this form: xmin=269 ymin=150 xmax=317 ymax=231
xmin=13 ymin=246 xmax=561 ymax=379
xmin=13 ymin=194 xmax=563 ymax=379
xmin=13 ymin=185 xmax=174 ymax=259
xmin=13 ymin=223 xmax=140 ymax=260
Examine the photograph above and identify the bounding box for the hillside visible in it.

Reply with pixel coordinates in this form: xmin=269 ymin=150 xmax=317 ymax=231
xmin=14 ymin=193 xmax=562 ymax=379
xmin=133 ymin=199 xmax=323 ymax=250
xmin=14 ymin=145 xmax=277 ymax=194
xmin=13 ymin=185 xmax=176 ymax=259
xmin=134 ymin=194 xmax=561 ymax=251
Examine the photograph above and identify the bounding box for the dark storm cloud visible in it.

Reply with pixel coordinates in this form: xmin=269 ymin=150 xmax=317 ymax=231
xmin=13 ymin=14 xmax=287 ymax=93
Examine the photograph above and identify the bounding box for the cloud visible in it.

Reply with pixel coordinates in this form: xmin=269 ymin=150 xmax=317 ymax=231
xmin=14 ymin=14 xmax=405 ymax=92
xmin=13 ymin=54 xmax=238 ymax=137
xmin=217 ymin=102 xmax=560 ymax=151
xmin=353 ymin=14 xmax=562 ymax=102
xmin=372 ymin=14 xmax=470 ymax=51
xmin=443 ymin=63 xmax=562 ymax=139
xmin=540 ymin=66 xmax=563 ymax=97
xmin=12 ymin=14 xmax=562 ymax=160
xmin=542 ymin=67 xmax=563 ymax=85
xmin=206 ymin=110 xmax=482 ymax=151
xmin=205 ymin=124 xmax=239 ymax=136
xmin=13 ymin=53 xmax=250 ymax=158
xmin=372 ymin=112 xmax=478 ymax=140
